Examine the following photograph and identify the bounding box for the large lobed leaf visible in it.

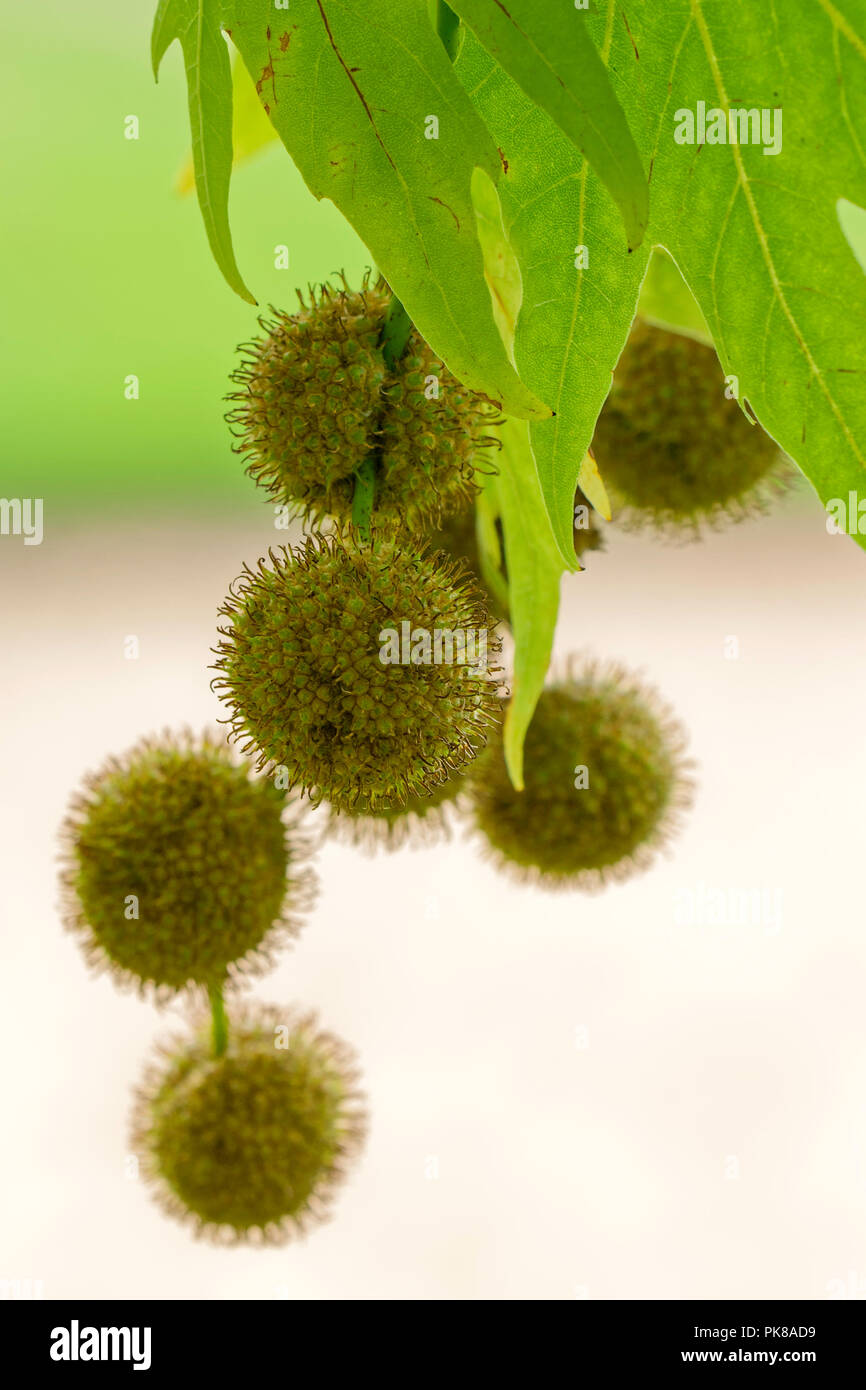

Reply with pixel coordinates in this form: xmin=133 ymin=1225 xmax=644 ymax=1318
xmin=458 ymin=25 xmax=649 ymax=568
xmin=448 ymin=0 xmax=649 ymax=251
xmin=461 ymin=0 xmax=866 ymax=562
xmin=154 ymin=0 xmax=551 ymax=419
xmin=639 ymin=0 xmax=866 ymax=533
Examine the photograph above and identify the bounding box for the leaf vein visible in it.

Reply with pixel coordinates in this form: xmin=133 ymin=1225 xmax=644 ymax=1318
xmin=691 ymin=0 xmax=866 ymax=468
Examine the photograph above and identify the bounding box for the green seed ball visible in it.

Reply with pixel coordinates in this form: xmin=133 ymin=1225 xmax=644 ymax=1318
xmin=131 ymin=1005 xmax=366 ymax=1244
xmin=469 ymin=664 xmax=694 ymax=890
xmin=375 ymin=331 xmax=500 ymax=534
xmin=213 ymin=536 xmax=503 ymax=813
xmin=227 ymin=277 xmax=499 ymax=534
xmin=592 ymin=320 xmax=786 ymax=537
xmin=227 ymin=281 xmax=389 ymax=521
xmin=60 ymin=730 xmax=313 ymax=996
xmin=325 ymin=763 xmax=468 ymax=852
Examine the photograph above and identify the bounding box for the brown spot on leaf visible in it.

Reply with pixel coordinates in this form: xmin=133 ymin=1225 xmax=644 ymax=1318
xmin=621 ymin=12 xmax=639 ymax=59
xmin=429 ymin=196 xmax=460 ymax=232
xmin=279 ymin=32 xmax=291 ymax=51
xmin=498 ymin=146 xmax=509 ymax=174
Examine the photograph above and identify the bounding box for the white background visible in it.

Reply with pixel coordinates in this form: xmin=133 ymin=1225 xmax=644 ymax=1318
xmin=2 ymin=491 xmax=865 ymax=1300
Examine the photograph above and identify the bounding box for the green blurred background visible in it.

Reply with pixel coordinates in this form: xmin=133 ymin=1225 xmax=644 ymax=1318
xmin=1 ymin=0 xmax=370 ymax=515
xmin=5 ymin=3 xmax=862 ymax=520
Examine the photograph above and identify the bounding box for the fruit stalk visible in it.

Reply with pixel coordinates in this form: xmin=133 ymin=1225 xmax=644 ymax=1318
xmin=350 ymin=294 xmax=415 ymax=540
xmin=351 ymin=1 xmax=461 ymax=541
xmin=209 ymin=982 xmax=229 ymax=1058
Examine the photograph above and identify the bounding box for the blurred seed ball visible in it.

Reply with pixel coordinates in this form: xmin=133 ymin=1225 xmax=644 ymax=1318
xmin=213 ymin=535 xmax=504 ymax=814
xmin=325 ymin=763 xmax=468 ymax=853
xmin=227 ymin=276 xmax=499 ymax=533
xmin=468 ymin=662 xmax=694 ymax=890
xmin=572 ymin=486 xmax=606 ymax=562
xmin=592 ymin=320 xmax=787 ymax=538
xmin=131 ymin=1005 xmax=367 ymax=1245
xmin=428 ymin=506 xmax=510 ymax=624
xmin=60 ymin=730 xmax=314 ymax=997
xmin=430 ymin=490 xmax=604 ymax=626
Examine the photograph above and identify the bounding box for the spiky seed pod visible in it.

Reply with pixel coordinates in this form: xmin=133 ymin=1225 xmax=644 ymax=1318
xmin=325 ymin=764 xmax=468 ymax=853
xmin=468 ymin=662 xmax=694 ymax=890
xmin=376 ymin=330 xmax=500 ymax=533
xmin=60 ymin=730 xmax=314 ymax=998
xmin=227 ymin=277 xmax=499 ymax=533
xmin=227 ymin=279 xmax=388 ymax=522
xmin=213 ymin=535 xmax=503 ymax=814
xmin=131 ymin=1005 xmax=367 ymax=1245
xmin=592 ymin=320 xmax=787 ymax=538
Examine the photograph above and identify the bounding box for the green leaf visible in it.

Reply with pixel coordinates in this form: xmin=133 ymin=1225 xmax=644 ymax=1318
xmin=628 ymin=0 xmax=866 ymax=543
xmin=474 ymin=487 xmax=510 ymax=617
xmin=459 ymin=30 xmax=647 ymax=568
xmin=449 ymin=0 xmax=649 ymax=250
xmin=152 ymin=1 xmax=256 ymax=304
xmin=486 ymin=418 xmax=563 ymax=791
xmin=221 ymin=0 xmax=550 ymax=419
xmin=471 ymin=167 xmax=564 ymax=785
xmin=838 ymin=198 xmax=866 ymax=276
xmin=637 ymin=249 xmax=712 ymax=346
xmin=177 ymin=50 xmax=280 ymax=194
xmin=462 ymin=1 xmax=866 ymax=558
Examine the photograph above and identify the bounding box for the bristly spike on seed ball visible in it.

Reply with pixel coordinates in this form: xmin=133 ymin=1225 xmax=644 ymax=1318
xmin=60 ymin=729 xmax=315 ymax=999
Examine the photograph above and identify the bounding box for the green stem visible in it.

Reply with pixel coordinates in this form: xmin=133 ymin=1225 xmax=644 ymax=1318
xmin=380 ymin=293 xmax=414 ymax=371
xmin=436 ymin=1 xmax=461 ymax=61
xmin=350 ymin=0 xmax=459 ymax=539
xmin=351 ymin=455 xmax=377 ymax=541
xmin=351 ymin=295 xmax=414 ymax=539
xmin=209 ymin=982 xmax=228 ymax=1058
